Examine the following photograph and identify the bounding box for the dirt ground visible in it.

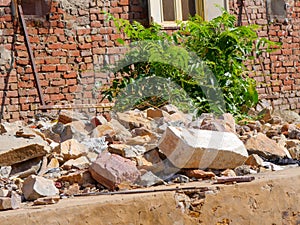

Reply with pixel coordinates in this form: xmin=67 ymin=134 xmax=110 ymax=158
xmin=0 ymin=167 xmax=299 ymax=225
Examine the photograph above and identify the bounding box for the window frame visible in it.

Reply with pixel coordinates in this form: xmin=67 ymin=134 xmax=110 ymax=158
xmin=148 ymin=0 xmax=228 ymax=27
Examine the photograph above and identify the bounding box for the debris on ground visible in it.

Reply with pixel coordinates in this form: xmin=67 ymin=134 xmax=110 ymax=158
xmin=0 ymin=105 xmax=299 ymax=210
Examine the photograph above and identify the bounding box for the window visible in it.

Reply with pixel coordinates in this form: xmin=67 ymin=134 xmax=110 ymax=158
xmin=21 ymin=0 xmax=51 ymax=17
xmin=148 ymin=0 xmax=228 ymax=25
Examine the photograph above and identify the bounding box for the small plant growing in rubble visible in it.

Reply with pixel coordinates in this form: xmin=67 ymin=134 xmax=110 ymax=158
xmin=101 ymin=11 xmax=278 ymax=116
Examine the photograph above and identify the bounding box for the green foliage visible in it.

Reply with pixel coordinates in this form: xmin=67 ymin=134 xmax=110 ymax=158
xmin=101 ymin=11 xmax=278 ymax=116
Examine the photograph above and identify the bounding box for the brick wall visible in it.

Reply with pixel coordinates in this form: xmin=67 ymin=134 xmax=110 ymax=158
xmin=0 ymin=0 xmax=148 ymax=121
xmin=0 ymin=0 xmax=299 ymax=122
xmin=230 ymin=0 xmax=300 ymax=112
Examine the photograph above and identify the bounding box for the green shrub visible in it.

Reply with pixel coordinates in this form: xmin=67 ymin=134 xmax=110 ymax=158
xmin=101 ymin=11 xmax=278 ymax=116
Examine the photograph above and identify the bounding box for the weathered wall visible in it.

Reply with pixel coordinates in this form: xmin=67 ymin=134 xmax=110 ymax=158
xmin=0 ymin=0 xmax=148 ymax=122
xmin=230 ymin=0 xmax=300 ymax=112
xmin=0 ymin=0 xmax=299 ymax=122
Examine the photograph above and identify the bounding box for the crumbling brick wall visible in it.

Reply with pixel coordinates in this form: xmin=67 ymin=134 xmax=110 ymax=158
xmin=230 ymin=0 xmax=300 ymax=112
xmin=0 ymin=0 xmax=299 ymax=122
xmin=0 ymin=0 xmax=148 ymax=122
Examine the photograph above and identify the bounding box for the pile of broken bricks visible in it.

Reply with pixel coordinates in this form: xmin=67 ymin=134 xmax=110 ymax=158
xmin=0 ymin=104 xmax=299 ymax=210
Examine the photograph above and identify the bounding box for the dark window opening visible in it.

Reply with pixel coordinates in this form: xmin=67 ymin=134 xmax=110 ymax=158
xmin=21 ymin=0 xmax=51 ymax=17
xmin=181 ymin=0 xmax=196 ymax=21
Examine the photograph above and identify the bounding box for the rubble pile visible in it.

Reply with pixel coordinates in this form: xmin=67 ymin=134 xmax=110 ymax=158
xmin=0 ymin=105 xmax=299 ymax=210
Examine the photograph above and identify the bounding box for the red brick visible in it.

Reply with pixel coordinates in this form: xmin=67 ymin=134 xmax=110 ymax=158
xmin=41 ymin=65 xmax=56 ymax=72
xmin=51 ymin=79 xmax=66 ymax=86
xmin=57 ymin=65 xmax=71 ymax=72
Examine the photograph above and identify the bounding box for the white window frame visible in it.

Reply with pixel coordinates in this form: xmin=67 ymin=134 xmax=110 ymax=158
xmin=148 ymin=0 xmax=229 ymax=27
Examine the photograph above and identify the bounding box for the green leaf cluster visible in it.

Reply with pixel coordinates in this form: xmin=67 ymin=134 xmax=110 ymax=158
xmin=101 ymin=11 xmax=278 ymax=116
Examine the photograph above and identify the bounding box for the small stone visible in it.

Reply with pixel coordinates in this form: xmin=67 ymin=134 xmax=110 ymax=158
xmin=184 ymin=169 xmax=216 ymax=179
xmin=244 ymin=154 xmax=264 ymax=168
xmin=10 ymin=191 xmax=21 ymax=209
xmin=0 ymin=166 xmax=11 ymax=178
xmin=221 ymin=169 xmax=236 ymax=177
xmin=91 ymin=124 xmax=116 ymax=138
xmin=0 ymin=189 xmax=10 ymax=197
xmin=0 ymin=197 xmax=12 ymax=210
xmin=116 ymin=112 xmax=152 ymax=130
xmin=33 ymin=196 xmax=60 ymax=205
xmin=62 ymin=156 xmax=90 ymax=170
xmin=57 ymin=170 xmax=96 ymax=186
xmin=22 ymin=175 xmax=59 ymax=201
xmin=147 ymin=108 xmax=163 ymax=119
xmin=234 ymin=165 xmax=251 ymax=176
xmin=60 ymin=139 xmax=88 ymax=161
xmin=90 ymin=115 xmax=108 ymax=127
xmin=138 ymin=171 xmax=164 ymax=187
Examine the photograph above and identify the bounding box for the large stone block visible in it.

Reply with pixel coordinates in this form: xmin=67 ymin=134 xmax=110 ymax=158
xmin=158 ymin=126 xmax=248 ymax=169
xmin=22 ymin=175 xmax=59 ymax=201
xmin=89 ymin=152 xmax=140 ymax=190
xmin=0 ymin=132 xmax=50 ymax=166
xmin=245 ymin=133 xmax=289 ymax=159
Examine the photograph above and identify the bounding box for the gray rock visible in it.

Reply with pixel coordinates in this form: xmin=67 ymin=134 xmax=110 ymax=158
xmin=22 ymin=175 xmax=59 ymax=201
xmin=81 ymin=137 xmax=108 ymax=154
xmin=158 ymin=126 xmax=248 ymax=169
xmin=138 ymin=171 xmax=164 ymax=187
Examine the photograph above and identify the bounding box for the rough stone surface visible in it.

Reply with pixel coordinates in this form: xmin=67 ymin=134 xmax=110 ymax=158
xmin=184 ymin=169 xmax=216 ymax=179
xmin=244 ymin=154 xmax=264 ymax=168
xmin=245 ymin=133 xmax=289 ymax=159
xmin=89 ymin=152 xmax=141 ymax=190
xmin=0 ymin=197 xmax=11 ymax=210
xmin=60 ymin=139 xmax=88 ymax=161
xmin=138 ymin=171 xmax=164 ymax=187
xmin=58 ymin=110 xmax=88 ymax=124
xmin=0 ymin=132 xmax=50 ymax=166
xmin=22 ymin=175 xmax=59 ymax=201
xmin=158 ymin=126 xmax=248 ymax=169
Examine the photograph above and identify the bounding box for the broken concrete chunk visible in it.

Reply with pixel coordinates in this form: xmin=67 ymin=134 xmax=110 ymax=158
xmin=108 ymin=144 xmax=146 ymax=158
xmin=158 ymin=126 xmax=248 ymax=169
xmin=244 ymin=154 xmax=264 ymax=168
xmin=10 ymin=157 xmax=43 ymax=179
xmin=89 ymin=152 xmax=141 ymax=190
xmin=0 ymin=197 xmax=12 ymax=210
xmin=245 ymin=133 xmax=288 ymax=159
xmin=57 ymin=170 xmax=95 ymax=186
xmin=0 ymin=166 xmax=11 ymax=178
xmin=91 ymin=124 xmax=116 ymax=138
xmin=138 ymin=171 xmax=164 ymax=187
xmin=58 ymin=110 xmax=88 ymax=124
xmin=22 ymin=175 xmax=59 ymax=201
xmin=62 ymin=156 xmax=90 ymax=170
xmin=81 ymin=137 xmax=108 ymax=154
xmin=60 ymin=139 xmax=88 ymax=161
xmin=116 ymin=112 xmax=152 ymax=130
xmin=10 ymin=191 xmax=21 ymax=209
xmin=33 ymin=196 xmax=60 ymax=205
xmin=0 ymin=133 xmax=50 ymax=166
xmin=60 ymin=121 xmax=89 ymax=142
xmin=0 ymin=189 xmax=10 ymax=197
